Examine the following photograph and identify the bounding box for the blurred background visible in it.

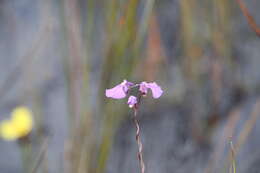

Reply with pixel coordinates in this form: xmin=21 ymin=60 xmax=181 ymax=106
xmin=0 ymin=0 xmax=260 ymax=173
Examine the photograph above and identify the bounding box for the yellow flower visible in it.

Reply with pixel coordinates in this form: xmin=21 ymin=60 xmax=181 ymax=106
xmin=0 ymin=120 xmax=19 ymax=140
xmin=0 ymin=106 xmax=33 ymax=141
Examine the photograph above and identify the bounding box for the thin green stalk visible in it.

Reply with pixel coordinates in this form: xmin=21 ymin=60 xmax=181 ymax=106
xmin=30 ymin=137 xmax=49 ymax=173
xmin=135 ymin=0 xmax=155 ymax=48
xmin=19 ymin=140 xmax=32 ymax=173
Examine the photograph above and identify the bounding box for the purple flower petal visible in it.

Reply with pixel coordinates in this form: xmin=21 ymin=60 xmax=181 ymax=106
xmin=122 ymin=80 xmax=134 ymax=93
xmin=127 ymin=96 xmax=137 ymax=108
xmin=139 ymin=82 xmax=149 ymax=95
xmin=105 ymin=85 xmax=126 ymax=99
xmin=105 ymin=80 xmax=134 ymax=99
xmin=139 ymin=81 xmax=163 ymax=98
xmin=147 ymin=82 xmax=163 ymax=98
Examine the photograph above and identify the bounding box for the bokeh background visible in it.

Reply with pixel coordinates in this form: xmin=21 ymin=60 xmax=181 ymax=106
xmin=0 ymin=0 xmax=260 ymax=173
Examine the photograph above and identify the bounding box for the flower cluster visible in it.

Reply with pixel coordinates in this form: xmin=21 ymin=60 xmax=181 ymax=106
xmin=105 ymin=80 xmax=163 ymax=108
xmin=0 ymin=106 xmax=33 ymax=141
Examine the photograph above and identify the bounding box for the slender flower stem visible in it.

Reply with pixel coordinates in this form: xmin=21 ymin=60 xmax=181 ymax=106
xmin=133 ymin=107 xmax=145 ymax=173
xmin=229 ymin=139 xmax=236 ymax=173
xmin=31 ymin=136 xmax=49 ymax=173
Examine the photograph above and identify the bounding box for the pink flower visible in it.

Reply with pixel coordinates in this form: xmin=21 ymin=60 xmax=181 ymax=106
xmin=105 ymin=80 xmax=163 ymax=104
xmin=127 ymin=96 xmax=137 ymax=108
xmin=105 ymin=80 xmax=134 ymax=99
xmin=139 ymin=82 xmax=163 ymax=98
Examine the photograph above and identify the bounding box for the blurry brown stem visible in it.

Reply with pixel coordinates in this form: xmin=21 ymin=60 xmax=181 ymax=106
xmin=235 ymin=0 xmax=260 ymax=37
xmin=133 ymin=107 xmax=145 ymax=173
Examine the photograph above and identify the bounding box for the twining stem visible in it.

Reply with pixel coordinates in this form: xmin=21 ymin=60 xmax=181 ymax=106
xmin=133 ymin=107 xmax=145 ymax=173
xmin=229 ymin=140 xmax=236 ymax=173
